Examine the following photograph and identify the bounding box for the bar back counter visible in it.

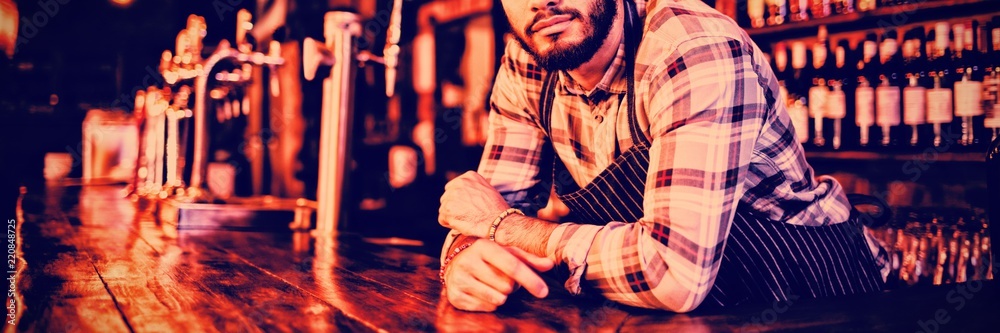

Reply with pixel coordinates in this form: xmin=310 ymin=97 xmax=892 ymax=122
xmin=9 ymin=184 xmax=998 ymax=332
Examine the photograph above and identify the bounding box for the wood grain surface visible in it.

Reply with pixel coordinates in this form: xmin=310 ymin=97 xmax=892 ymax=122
xmin=7 ymin=184 xmax=999 ymax=332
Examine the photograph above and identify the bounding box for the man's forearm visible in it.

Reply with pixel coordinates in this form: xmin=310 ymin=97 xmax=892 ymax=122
xmin=494 ymin=214 xmax=557 ymax=258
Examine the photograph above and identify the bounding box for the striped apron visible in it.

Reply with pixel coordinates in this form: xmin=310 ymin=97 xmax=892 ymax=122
xmin=534 ymin=0 xmax=885 ymax=307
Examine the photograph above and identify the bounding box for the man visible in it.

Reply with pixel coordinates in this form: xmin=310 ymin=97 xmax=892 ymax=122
xmin=438 ymin=0 xmax=887 ymax=312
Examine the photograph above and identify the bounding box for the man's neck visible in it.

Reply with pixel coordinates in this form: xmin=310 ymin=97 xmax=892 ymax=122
xmin=565 ymin=4 xmax=626 ymax=92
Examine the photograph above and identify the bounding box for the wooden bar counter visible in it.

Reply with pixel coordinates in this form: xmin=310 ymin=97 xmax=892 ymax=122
xmin=9 ymin=184 xmax=1000 ymax=332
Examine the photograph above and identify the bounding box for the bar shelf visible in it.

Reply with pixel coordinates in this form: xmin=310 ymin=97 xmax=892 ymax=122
xmin=745 ymin=0 xmax=1000 ymax=43
xmin=805 ymin=150 xmax=986 ymax=162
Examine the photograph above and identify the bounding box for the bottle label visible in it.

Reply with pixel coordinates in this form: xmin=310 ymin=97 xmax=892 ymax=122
xmin=877 ymin=86 xmax=901 ymax=126
xmin=864 ymin=41 xmax=878 ymax=62
xmin=953 ymin=23 xmax=966 ymax=52
xmin=993 ymin=28 xmax=1000 ymax=52
xmin=809 ymin=86 xmax=829 ymax=118
xmin=836 ymin=46 xmax=846 ymax=68
xmin=986 ymin=118 xmax=1000 ymax=129
xmin=789 ymin=102 xmax=810 ymax=143
xmin=936 ymin=22 xmax=951 ymax=54
xmin=825 ymin=90 xmax=847 ymax=119
xmin=775 ymin=45 xmax=788 ymax=72
xmin=880 ymin=39 xmax=898 ymax=64
xmin=856 ymin=87 xmax=875 ymax=126
xmin=748 ymin=0 xmax=765 ymax=19
xmin=926 ymin=88 xmax=954 ymax=123
xmin=985 ymin=74 xmax=1000 ymax=128
xmin=955 ymin=80 xmax=984 ymax=117
xmin=813 ymin=44 xmax=827 ymax=69
xmin=792 ymin=42 xmax=808 ymax=70
xmin=903 ymin=86 xmax=927 ymax=125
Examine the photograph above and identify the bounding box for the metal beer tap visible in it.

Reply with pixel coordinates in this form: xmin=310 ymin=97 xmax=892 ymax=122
xmin=302 ymin=0 xmax=404 ymax=234
xmin=185 ymin=9 xmax=284 ymax=201
xmin=162 ymin=86 xmax=192 ymax=195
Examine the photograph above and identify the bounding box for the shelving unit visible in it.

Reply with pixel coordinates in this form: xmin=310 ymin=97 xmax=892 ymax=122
xmin=805 ymin=150 xmax=986 ymax=163
xmin=745 ymin=0 xmax=1000 ymax=42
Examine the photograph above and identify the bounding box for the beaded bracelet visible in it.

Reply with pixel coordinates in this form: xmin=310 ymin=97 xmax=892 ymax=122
xmin=488 ymin=208 xmax=524 ymax=242
xmin=439 ymin=242 xmax=473 ymax=285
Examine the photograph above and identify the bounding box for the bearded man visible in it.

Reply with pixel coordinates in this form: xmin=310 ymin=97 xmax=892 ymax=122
xmin=437 ymin=0 xmax=888 ymax=312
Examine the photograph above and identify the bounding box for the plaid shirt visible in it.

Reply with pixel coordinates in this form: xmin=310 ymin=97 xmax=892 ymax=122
xmin=446 ymin=0 xmax=856 ymax=312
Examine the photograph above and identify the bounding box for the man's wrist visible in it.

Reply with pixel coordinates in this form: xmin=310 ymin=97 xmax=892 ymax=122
xmin=495 ymin=214 xmax=557 ymax=258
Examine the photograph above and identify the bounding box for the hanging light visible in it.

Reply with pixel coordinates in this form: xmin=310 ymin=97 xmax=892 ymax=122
xmin=0 ymin=0 xmax=18 ymax=58
xmin=110 ymin=0 xmax=135 ymax=8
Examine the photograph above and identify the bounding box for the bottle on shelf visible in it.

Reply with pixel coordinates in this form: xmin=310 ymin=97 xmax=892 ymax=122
xmin=790 ymin=41 xmax=812 ymax=144
xmin=857 ymin=32 xmax=880 ymax=148
xmin=809 ymin=27 xmax=832 ymax=149
xmin=767 ymin=0 xmax=788 ymax=26
xmin=876 ymin=29 xmax=903 ymax=149
xmin=902 ymin=27 xmax=928 ymax=149
xmin=953 ymin=20 xmax=986 ymax=150
xmin=748 ymin=0 xmax=767 ymax=29
xmin=790 ymin=0 xmax=810 ymax=22
xmin=772 ymin=42 xmax=805 ymax=143
xmin=833 ymin=0 xmax=855 ymax=15
xmin=985 ymin=17 xmax=1000 ymax=141
xmin=926 ymin=24 xmax=955 ymax=148
xmin=825 ymin=39 xmax=853 ymax=150
xmin=811 ymin=0 xmax=832 ymax=20
xmin=857 ymin=0 xmax=877 ymax=12
xmin=987 ymin=129 xmax=998 ymax=277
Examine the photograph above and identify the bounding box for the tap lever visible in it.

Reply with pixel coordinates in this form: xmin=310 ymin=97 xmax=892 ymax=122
xmin=236 ymin=9 xmax=253 ymax=53
xmin=303 ymin=37 xmax=336 ymax=81
xmin=383 ymin=0 xmax=404 ymax=97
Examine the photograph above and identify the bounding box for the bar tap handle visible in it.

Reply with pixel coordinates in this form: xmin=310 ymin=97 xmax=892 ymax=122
xmin=267 ymin=40 xmax=282 ymax=96
xmin=236 ymin=9 xmax=253 ymax=53
xmin=186 ymin=14 xmax=206 ymax=62
xmin=383 ymin=0 xmax=404 ymax=97
xmin=302 ymin=37 xmax=335 ymax=81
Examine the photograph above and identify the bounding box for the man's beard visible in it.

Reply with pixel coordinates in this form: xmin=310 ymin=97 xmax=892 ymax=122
xmin=513 ymin=1 xmax=616 ymax=71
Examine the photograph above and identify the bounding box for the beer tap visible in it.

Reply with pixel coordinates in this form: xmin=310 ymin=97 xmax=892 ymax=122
xmin=383 ymin=0 xmax=403 ymax=98
xmin=299 ymin=0 xmax=405 ymax=234
xmin=141 ymin=87 xmax=167 ymax=198
xmin=163 ymin=86 xmax=192 ymax=194
xmin=186 ymin=9 xmax=284 ymax=201
xmin=128 ymin=90 xmax=147 ymax=199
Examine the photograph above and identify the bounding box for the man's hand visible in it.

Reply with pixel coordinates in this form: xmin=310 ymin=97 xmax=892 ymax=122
xmin=443 ymin=239 xmax=554 ymax=312
xmin=439 ymin=171 xmax=510 ymax=238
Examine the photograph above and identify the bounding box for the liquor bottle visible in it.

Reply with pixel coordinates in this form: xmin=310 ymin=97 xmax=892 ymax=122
xmin=987 ymin=132 xmax=999 ymax=279
xmin=902 ymin=28 xmax=928 ymax=149
xmin=825 ymin=40 xmax=852 ymax=150
xmin=954 ymin=21 xmax=985 ymax=149
xmin=748 ymin=0 xmax=767 ymax=28
xmin=790 ymin=0 xmax=809 ymax=22
xmin=857 ymin=0 xmax=877 ymax=12
xmin=811 ymin=0 xmax=831 ymax=19
xmin=767 ymin=0 xmax=788 ymax=26
xmin=791 ymin=42 xmax=812 ymax=144
xmin=876 ymin=29 xmax=903 ymax=148
xmin=833 ymin=0 xmax=855 ymax=15
xmin=857 ymin=33 xmax=880 ymax=148
xmin=810 ymin=28 xmax=832 ymax=148
xmin=790 ymin=97 xmax=811 ymax=144
xmin=927 ymin=25 xmax=955 ymax=148
xmin=986 ymin=18 xmax=1000 ymax=141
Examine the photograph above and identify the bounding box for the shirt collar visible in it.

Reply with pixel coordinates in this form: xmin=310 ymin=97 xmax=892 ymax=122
xmin=557 ymin=41 xmax=628 ymax=97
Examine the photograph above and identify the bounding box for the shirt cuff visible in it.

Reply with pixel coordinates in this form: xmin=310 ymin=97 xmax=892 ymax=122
xmin=546 ymin=223 xmax=604 ymax=295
